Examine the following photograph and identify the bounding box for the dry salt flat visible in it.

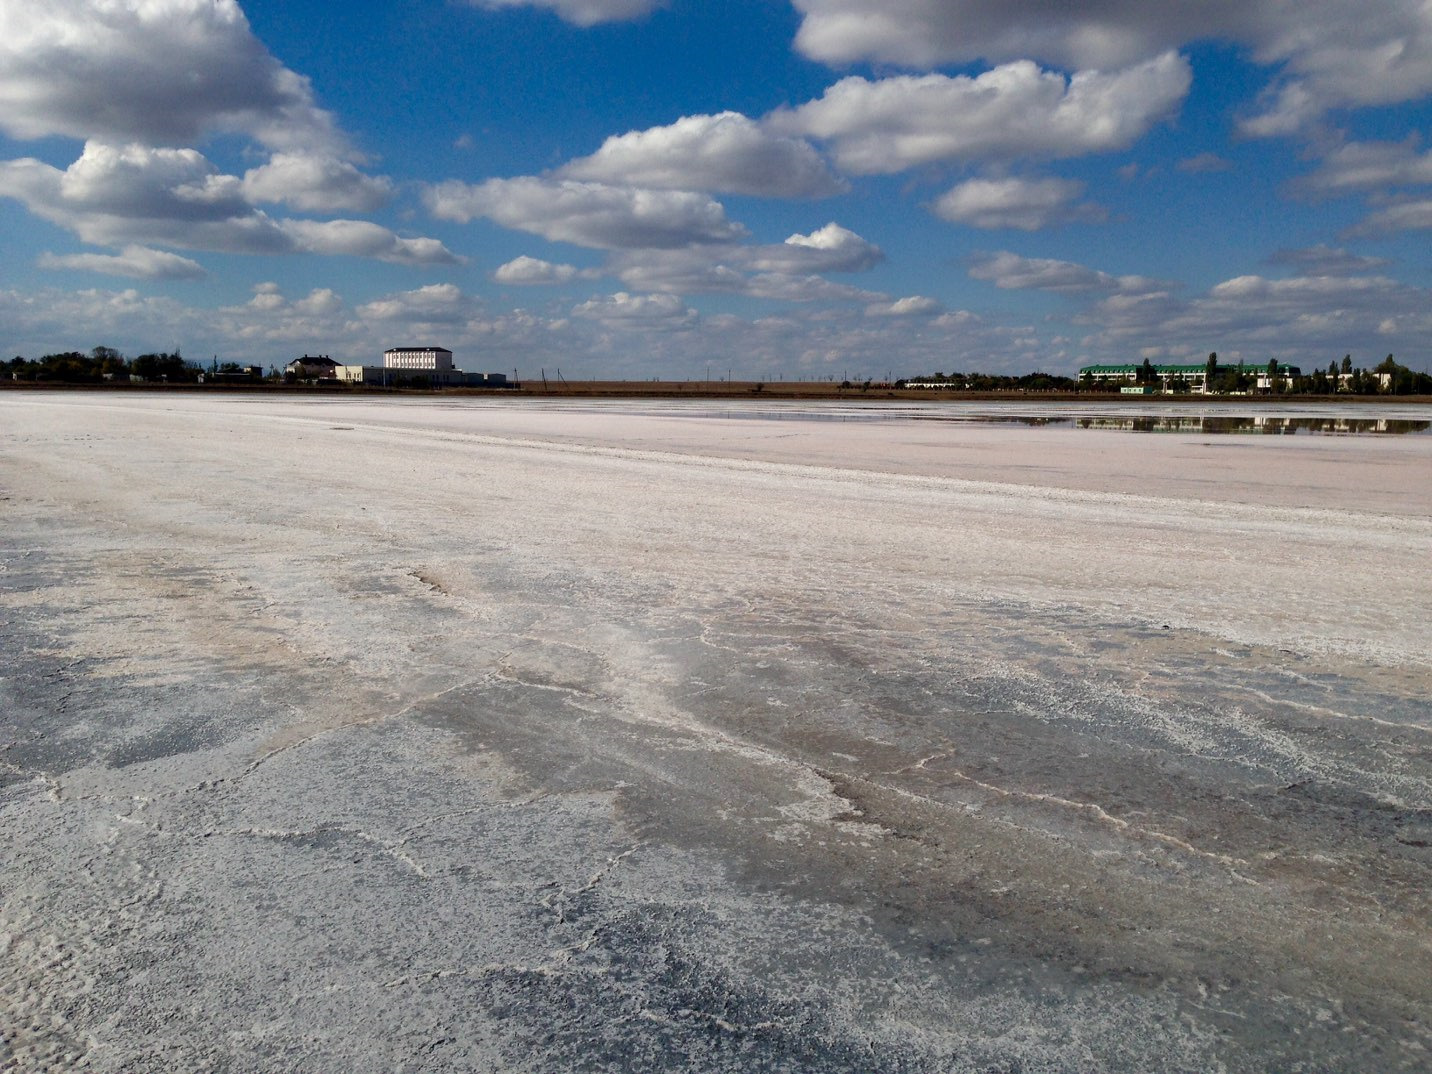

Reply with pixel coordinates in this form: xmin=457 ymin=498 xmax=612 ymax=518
xmin=1 ymin=391 xmax=1429 ymax=1073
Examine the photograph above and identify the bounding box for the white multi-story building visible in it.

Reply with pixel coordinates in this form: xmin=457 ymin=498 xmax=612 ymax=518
xmin=383 ymin=347 xmax=453 ymax=371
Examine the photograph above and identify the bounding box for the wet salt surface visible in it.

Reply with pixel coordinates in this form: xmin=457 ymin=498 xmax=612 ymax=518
xmin=2 ymin=393 xmax=1429 ymax=1072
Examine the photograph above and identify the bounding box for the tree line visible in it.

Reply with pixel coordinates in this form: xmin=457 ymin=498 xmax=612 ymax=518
xmin=1196 ymin=352 xmax=1432 ymax=395
xmin=898 ymin=371 xmax=1079 ymax=391
xmin=1105 ymin=352 xmax=1430 ymax=395
xmin=6 ymin=346 xmax=207 ymax=383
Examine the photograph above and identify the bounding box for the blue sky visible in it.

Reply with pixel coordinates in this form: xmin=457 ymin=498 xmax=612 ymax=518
xmin=2 ymin=0 xmax=1431 ymax=378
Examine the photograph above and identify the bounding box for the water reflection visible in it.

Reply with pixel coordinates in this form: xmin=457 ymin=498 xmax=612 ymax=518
xmin=1073 ymin=415 xmax=1431 ymax=435
xmin=479 ymin=399 xmax=1432 ymax=435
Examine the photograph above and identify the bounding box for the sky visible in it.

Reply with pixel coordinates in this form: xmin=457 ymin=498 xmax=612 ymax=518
xmin=2 ymin=0 xmax=1432 ymax=379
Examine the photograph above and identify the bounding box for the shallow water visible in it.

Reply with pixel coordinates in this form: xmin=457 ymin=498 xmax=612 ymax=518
xmin=422 ymin=396 xmax=1432 ymax=435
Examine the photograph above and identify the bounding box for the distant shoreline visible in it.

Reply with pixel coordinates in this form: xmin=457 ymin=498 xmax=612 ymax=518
xmin=5 ymin=380 xmax=1431 ymax=405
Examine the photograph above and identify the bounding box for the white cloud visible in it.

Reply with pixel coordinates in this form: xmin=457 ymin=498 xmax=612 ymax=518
xmin=242 ymin=153 xmax=393 ymax=213
xmin=0 ymin=143 xmax=461 ymax=264
xmin=769 ymin=53 xmax=1190 ymax=174
xmin=1088 ymin=271 xmax=1432 ymax=360
xmin=293 ymin=288 xmax=343 ymax=316
xmin=788 ymin=0 xmax=1432 ymax=134
xmin=0 ymin=282 xmax=580 ymax=370
xmin=0 ymin=0 xmax=344 ymax=152
xmin=740 ymin=274 xmax=881 ymax=302
xmin=1240 ymin=3 xmax=1432 ymax=135
xmin=558 ymin=112 xmax=844 ymax=198
xmin=1349 ymin=197 xmax=1432 ymax=236
xmin=281 ymin=220 xmax=463 ymax=265
xmin=233 ymin=282 xmax=345 ymax=319
xmin=358 ymin=283 xmax=467 ymax=322
xmin=425 ymin=176 xmax=745 ymax=249
xmin=868 ymin=295 xmax=942 ymax=316
xmin=770 ymin=222 xmax=883 ymax=272
xmin=969 ymin=251 xmax=1165 ymax=294
xmin=788 ymin=0 xmax=1236 ymax=70
xmin=572 ymin=291 xmax=697 ymax=326
xmin=0 ymin=285 xmax=199 ymax=356
xmin=606 ymin=248 xmax=882 ymax=301
xmin=462 ymin=0 xmax=663 ymax=27
xmin=1300 ymin=138 xmax=1432 ymax=196
xmin=37 ymin=244 xmax=206 ymax=280
xmin=603 ymin=222 xmax=883 ymax=298
xmin=494 ymin=256 xmax=582 ymax=284
xmin=0 ymin=143 xmax=287 ymax=252
xmin=1265 ymin=245 xmax=1390 ymax=276
xmin=933 ymin=177 xmax=1104 ymax=230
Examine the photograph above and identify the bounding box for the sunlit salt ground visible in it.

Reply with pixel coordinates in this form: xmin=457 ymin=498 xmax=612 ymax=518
xmin=2 ymin=393 xmax=1429 ymax=1072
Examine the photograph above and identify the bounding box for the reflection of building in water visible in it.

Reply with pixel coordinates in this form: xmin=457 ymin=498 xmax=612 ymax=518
xmin=1075 ymin=416 xmax=1430 ymax=435
xmin=336 ymin=346 xmax=509 ymax=387
xmin=1079 ymin=363 xmax=1300 ymax=394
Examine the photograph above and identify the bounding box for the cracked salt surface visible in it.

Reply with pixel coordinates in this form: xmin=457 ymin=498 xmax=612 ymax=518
xmin=2 ymin=393 xmax=1430 ymax=1072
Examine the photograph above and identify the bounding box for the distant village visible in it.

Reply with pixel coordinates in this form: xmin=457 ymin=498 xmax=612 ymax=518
xmin=284 ymin=347 xmax=509 ymax=388
xmin=5 ymin=346 xmax=512 ymax=388
xmin=907 ymin=354 xmax=1432 ymax=396
xmin=6 ymin=346 xmax=1432 ymax=396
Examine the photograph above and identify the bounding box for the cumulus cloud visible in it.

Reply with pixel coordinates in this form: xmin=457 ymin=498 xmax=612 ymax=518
xmin=241 ymin=153 xmax=393 ymax=213
xmin=773 ymin=223 xmax=882 ymax=271
xmin=572 ymin=291 xmax=697 ymax=325
xmin=425 ymin=176 xmax=745 ymax=249
xmin=0 ymin=0 xmax=344 ymax=152
xmin=235 ymin=282 xmax=343 ymax=317
xmin=494 ymin=256 xmax=583 ymax=284
xmin=868 ymin=295 xmax=943 ymax=316
xmin=1 ymin=282 xmax=580 ymax=370
xmin=358 ymin=283 xmax=467 ymax=322
xmin=281 ymin=220 xmax=463 ymax=265
xmin=603 ymin=223 xmax=883 ymax=298
xmin=1239 ymin=3 xmax=1432 ymax=135
xmin=292 ymin=287 xmax=342 ymax=317
xmin=788 ymin=0 xmax=1235 ymax=70
xmin=0 ymin=142 xmax=460 ymax=264
xmin=769 ymin=53 xmax=1190 ymax=174
xmin=932 ymin=177 xmax=1104 ymax=230
xmin=608 ymin=250 xmax=882 ymax=301
xmin=0 ymin=285 xmax=199 ymax=356
xmin=788 ymin=0 xmax=1432 ymax=134
xmin=558 ymin=112 xmax=844 ymax=198
xmin=37 ymin=244 xmax=207 ymax=280
xmin=1091 ymin=271 xmax=1432 ymax=357
xmin=1299 ymin=137 xmax=1432 ymax=196
xmin=1265 ymin=244 xmax=1390 ymax=276
xmin=0 ymin=143 xmax=286 ymax=252
xmin=462 ymin=0 xmax=663 ymax=27
xmin=1348 ymin=197 xmax=1432 ymax=236
xmin=969 ymin=251 xmax=1165 ymax=294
